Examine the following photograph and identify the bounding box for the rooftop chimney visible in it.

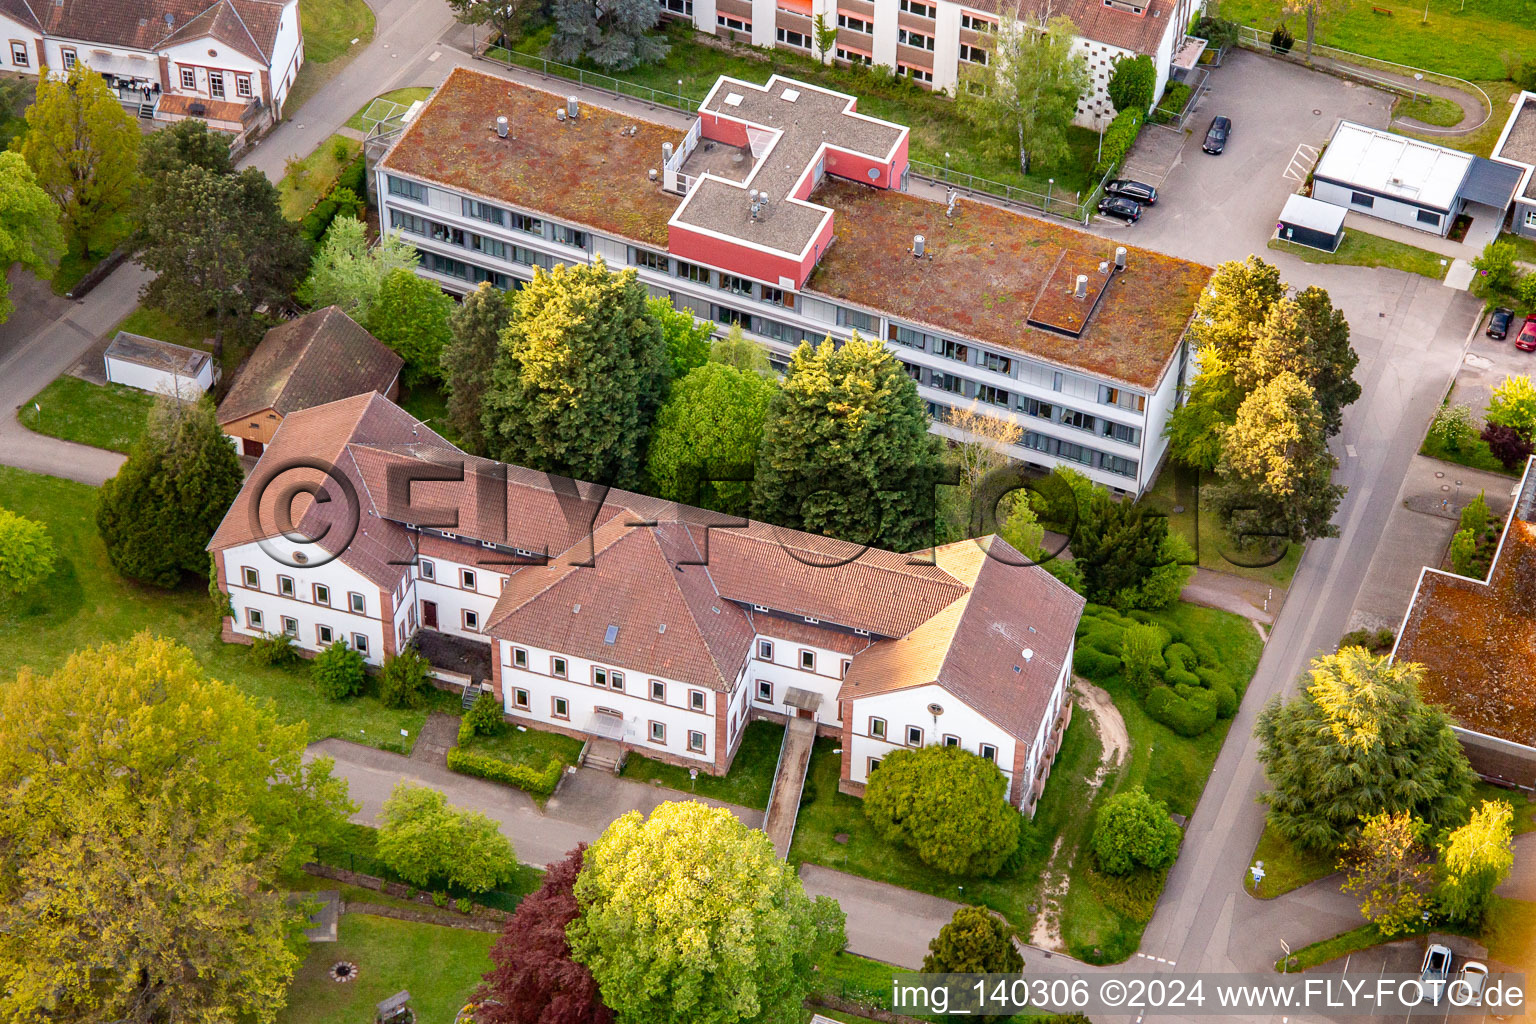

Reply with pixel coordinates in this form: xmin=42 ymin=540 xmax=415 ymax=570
xmin=1099 ymin=261 xmax=1109 ymax=275
xmin=556 ymin=108 xmax=566 ymax=122
xmin=495 ymin=115 xmax=508 ymax=138
xmin=662 ymin=141 xmax=673 ymax=164
xmin=1114 ymin=246 xmax=1127 ymax=270
xmin=567 ymin=95 xmax=579 ymax=119
xmin=1074 ymin=274 xmax=1088 ymax=299
xmin=912 ymin=234 xmax=925 ymax=258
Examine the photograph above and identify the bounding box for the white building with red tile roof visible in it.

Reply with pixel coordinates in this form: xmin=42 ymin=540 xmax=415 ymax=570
xmin=208 ymin=392 xmax=1083 ymax=811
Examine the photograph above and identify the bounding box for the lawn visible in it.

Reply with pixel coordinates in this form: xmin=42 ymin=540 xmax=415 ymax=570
xmin=1401 ymin=79 xmax=1521 ymax=158
xmin=1275 ymin=923 xmax=1384 ymax=972
xmin=1396 ymin=91 xmax=1465 ymax=128
xmin=492 ymin=20 xmax=1103 ymax=203
xmin=1141 ymin=464 xmax=1304 ymax=589
xmin=1246 ymin=820 xmax=1337 ymax=899
xmin=0 ymin=467 xmax=454 ymax=755
xmin=310 ymin=822 xmax=543 ymax=913
xmin=461 ymin=723 xmax=584 ymax=773
xmin=281 ymin=0 xmax=375 ymax=116
xmin=111 ymin=303 xmax=251 ymax=383
xmin=277 ymin=914 xmax=493 ymax=1024
xmin=278 ymin=133 xmax=363 ymax=220
xmin=1216 ymin=0 xmax=1536 ymax=81
xmin=19 ymin=375 xmax=155 ymax=453
xmin=1508 ymin=232 xmax=1536 ymax=266
xmin=1419 ymin=391 xmax=1520 ymax=477
xmin=1484 ymin=896 xmax=1536 ymax=971
xmin=52 ymin=214 xmax=134 ymax=297
xmin=620 ymin=719 xmax=784 ymax=810
xmin=1268 ymin=230 xmax=1449 ymax=281
xmin=346 ymin=87 xmax=433 ymax=132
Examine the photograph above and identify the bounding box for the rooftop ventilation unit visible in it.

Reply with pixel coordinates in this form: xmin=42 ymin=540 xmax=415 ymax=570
xmin=1099 ymin=261 xmax=1110 ymax=275
xmin=556 ymin=108 xmax=566 ymax=122
xmin=782 ymin=88 xmax=800 ymax=101
xmin=1114 ymin=246 xmax=1127 ymax=270
xmin=567 ymin=95 xmax=579 ymax=118
xmin=1074 ymin=274 xmax=1088 ymax=299
xmin=945 ymin=188 xmax=960 ymax=218
xmin=912 ymin=234 xmax=925 ymax=258
xmin=495 ymin=115 xmax=508 ymax=138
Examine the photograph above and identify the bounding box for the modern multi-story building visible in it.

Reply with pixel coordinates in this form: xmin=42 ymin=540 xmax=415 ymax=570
xmin=372 ymin=69 xmax=1210 ymax=496
xmin=208 ymin=391 xmax=1085 ymax=812
xmin=0 ymin=0 xmax=304 ymax=137
xmin=654 ymin=0 xmax=1203 ymax=126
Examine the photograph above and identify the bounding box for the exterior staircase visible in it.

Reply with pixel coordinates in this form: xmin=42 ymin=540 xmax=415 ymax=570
xmin=581 ymin=738 xmax=625 ymax=773
xmin=762 ymin=717 xmax=817 ymax=859
xmin=460 ymin=680 xmax=481 ymax=710
xmin=138 ymin=101 xmax=156 ymax=119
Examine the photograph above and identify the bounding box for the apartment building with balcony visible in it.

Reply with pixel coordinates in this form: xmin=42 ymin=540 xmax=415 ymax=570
xmin=371 ymin=68 xmax=1211 ymax=495
xmin=657 ymin=0 xmax=1203 ymax=125
xmin=209 ymin=391 xmax=1085 ymax=813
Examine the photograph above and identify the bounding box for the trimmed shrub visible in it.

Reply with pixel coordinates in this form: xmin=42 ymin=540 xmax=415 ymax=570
xmin=337 ymin=153 xmax=366 ymax=196
xmin=1074 ymin=644 xmax=1122 ymax=680
xmin=312 ymin=639 xmax=366 ymax=699
xmin=379 ymin=645 xmax=431 ymax=709
xmin=447 ymin=745 xmax=565 ymax=798
xmin=863 ymin=745 xmax=1020 ymax=877
xmin=1085 ymin=863 xmax=1165 ymax=919
xmin=458 ymin=691 xmax=504 ymax=744
xmin=1145 ymin=684 xmax=1218 ymax=736
xmin=249 ymin=631 xmax=300 ymax=667
xmin=1091 ymin=786 xmax=1182 ymax=875
xmin=1094 ymin=108 xmax=1143 ymax=176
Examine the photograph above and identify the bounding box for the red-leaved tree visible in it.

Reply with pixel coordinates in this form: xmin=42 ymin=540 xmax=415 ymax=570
xmin=473 ymin=845 xmax=613 ymax=1024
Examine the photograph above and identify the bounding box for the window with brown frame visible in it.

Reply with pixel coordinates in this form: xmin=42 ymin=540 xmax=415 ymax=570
xmin=906 ymin=725 xmax=923 ymax=746
xmin=649 ymin=720 xmax=666 ymax=744
xmin=800 ymin=649 xmax=815 ymax=672
xmin=352 ymin=632 xmax=369 ymax=655
xmin=513 ymin=688 xmax=530 ymax=710
xmin=756 ymin=679 xmax=772 ymax=702
xmin=281 ymin=616 xmax=298 ymax=637
xmin=552 ymin=696 xmax=569 ymax=719
xmin=246 ymin=607 xmax=264 ymax=629
xmin=594 ymin=666 xmax=608 ymax=687
xmin=980 ymin=743 xmax=998 ymax=762
xmin=278 ymin=575 xmax=295 ymax=597
xmin=419 ymin=559 xmax=436 ymax=580
xmin=869 ymin=716 xmax=886 ymax=739
xmin=349 ymin=591 xmax=366 ymax=614
xmin=688 ymin=730 xmax=706 ymax=752
xmin=942 ymin=734 xmax=961 ymax=747
xmin=242 ymin=566 xmax=259 ymax=589
xmin=463 ymin=609 xmax=480 ymax=632
xmin=689 ymin=689 xmax=706 ymax=711
xmin=757 ymin=639 xmax=774 ymax=660
xmin=551 ymin=657 xmax=567 ymax=678
xmin=317 ymin=624 xmax=334 ymax=645
xmin=867 ymin=756 xmax=883 ymax=775
xmin=650 ymin=679 xmax=665 ymax=702
xmin=513 ymin=647 xmax=528 ymax=669
xmin=610 ymin=671 xmax=624 ymax=692
xmin=179 ymin=65 xmax=195 ymax=89
xmin=461 ymin=568 xmax=477 ymax=590
xmin=314 ymin=583 xmax=330 ymax=606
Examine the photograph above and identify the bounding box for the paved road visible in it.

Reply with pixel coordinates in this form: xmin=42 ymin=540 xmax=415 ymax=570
xmin=0 ymin=264 xmax=149 ymax=485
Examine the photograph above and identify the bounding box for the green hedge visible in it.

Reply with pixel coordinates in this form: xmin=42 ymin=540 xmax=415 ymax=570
xmin=1094 ymin=109 xmax=1143 ymax=177
xmin=1145 ymin=684 xmax=1218 ymax=737
xmin=446 ymin=746 xmax=564 ymax=797
xmin=298 ymin=154 xmax=368 ymax=242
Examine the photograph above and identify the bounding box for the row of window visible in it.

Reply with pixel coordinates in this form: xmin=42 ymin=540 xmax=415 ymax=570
xmin=776 ymin=27 xmax=811 ymax=48
xmin=897 ymin=27 xmax=934 ymax=50
xmin=659 ymin=0 xmax=694 ymax=13
xmin=836 ymin=44 xmax=873 ymax=65
xmin=899 ymin=0 xmax=937 ymax=15
xmin=867 ymin=717 xmax=997 ymax=759
xmin=175 ymin=64 xmax=253 ymax=98
xmin=239 ymin=566 xmax=371 ymax=614
xmin=959 ymin=42 xmax=988 ymax=64
xmin=416 ymin=558 xmax=483 ymax=592
xmin=419 ymin=249 xmax=516 ymax=290
xmin=1347 ymin=189 xmax=1442 ymax=228
xmin=756 ymin=637 xmax=852 ymax=677
xmin=509 ymin=646 xmax=713 ymax=710
xmin=244 ymin=607 xmax=370 ymax=655
xmin=718 ymin=13 xmax=750 ymax=31
xmin=836 ymin=12 xmax=873 ymax=32
xmin=1018 ymin=430 xmax=1138 ymax=478
xmin=511 ymin=688 xmax=711 ymax=752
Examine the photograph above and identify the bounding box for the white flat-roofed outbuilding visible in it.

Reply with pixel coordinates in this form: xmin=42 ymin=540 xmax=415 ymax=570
xmin=1277 ymin=193 xmax=1346 ymax=252
xmin=103 ymin=331 xmax=214 ymax=400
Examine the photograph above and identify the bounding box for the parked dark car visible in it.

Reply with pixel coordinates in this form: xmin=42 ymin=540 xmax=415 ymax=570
xmin=1203 ymin=115 xmax=1232 ymax=154
xmin=1487 ymin=307 xmax=1514 ymax=339
xmin=1097 ymin=196 xmax=1141 ymax=223
xmin=1517 ymin=316 xmax=1536 ymax=353
xmin=1104 ymin=179 xmax=1158 ymax=205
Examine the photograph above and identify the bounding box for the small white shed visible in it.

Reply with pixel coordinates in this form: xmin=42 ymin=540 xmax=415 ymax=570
xmin=103 ymin=332 xmax=214 ymax=400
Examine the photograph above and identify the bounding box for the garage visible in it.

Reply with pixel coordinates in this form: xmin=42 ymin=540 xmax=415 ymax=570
xmin=1276 ymin=193 xmax=1346 ymax=252
xmin=103 ymin=332 xmax=214 ymax=400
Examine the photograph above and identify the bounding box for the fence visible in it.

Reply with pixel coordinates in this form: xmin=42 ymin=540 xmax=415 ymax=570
xmin=1233 ymin=25 xmax=1490 ymax=135
xmin=482 ymin=45 xmax=697 ymax=113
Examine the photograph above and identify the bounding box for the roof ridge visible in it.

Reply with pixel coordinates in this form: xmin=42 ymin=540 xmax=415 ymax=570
xmin=654 ymin=531 xmax=740 ymax=688
xmin=220 ymin=0 xmax=268 ymax=63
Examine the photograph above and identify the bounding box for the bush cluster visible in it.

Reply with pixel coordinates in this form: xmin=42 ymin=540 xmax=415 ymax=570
xmin=379 ymin=646 xmax=431 ymax=709
xmin=298 ymin=154 xmax=367 ymax=243
xmin=458 ymin=691 xmax=505 ymax=744
xmin=1073 ymin=604 xmax=1243 ymax=736
xmin=249 ymin=631 xmax=300 ymax=668
xmin=1093 ymin=108 xmax=1144 ymax=177
xmin=1337 ymin=628 xmax=1396 ymax=654
xmin=447 ymin=746 xmax=565 ymax=798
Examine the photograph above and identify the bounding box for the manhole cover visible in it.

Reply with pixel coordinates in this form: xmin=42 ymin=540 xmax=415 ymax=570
xmin=1172 ymin=505 xmax=1186 ymax=514
xmin=1435 ymin=471 xmax=1445 ymax=478
xmin=1312 ymin=108 xmax=1322 ymax=115
xmin=330 ymin=961 xmax=359 ymax=983
xmin=1441 ymin=485 xmax=1451 ymax=492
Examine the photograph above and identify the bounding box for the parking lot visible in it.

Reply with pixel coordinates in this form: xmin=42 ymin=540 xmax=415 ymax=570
xmin=1089 ymin=48 xmax=1395 ymax=265
xmin=1303 ymin=934 xmax=1512 ymax=1023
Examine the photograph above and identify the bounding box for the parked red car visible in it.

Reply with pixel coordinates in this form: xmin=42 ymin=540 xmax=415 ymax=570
xmin=1517 ymin=317 xmax=1536 ymax=353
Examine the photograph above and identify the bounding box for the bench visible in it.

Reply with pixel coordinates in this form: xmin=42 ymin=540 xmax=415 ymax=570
xmin=1371 ymin=6 xmax=1392 ymax=13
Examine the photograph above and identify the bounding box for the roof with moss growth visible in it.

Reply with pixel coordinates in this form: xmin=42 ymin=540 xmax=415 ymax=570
xmin=379 ymin=67 xmax=680 ymax=249
xmin=806 ymin=179 xmax=1210 ymax=389
xmin=1395 ymin=458 xmax=1536 ymax=747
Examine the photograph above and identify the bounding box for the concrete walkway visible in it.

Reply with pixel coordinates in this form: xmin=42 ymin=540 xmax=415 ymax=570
xmin=0 ymin=263 xmax=149 ymax=486
xmin=1302 ymin=54 xmax=1488 ymax=136
xmin=1181 ymin=567 xmax=1280 ymax=625
xmin=763 ymin=716 xmax=815 ymax=858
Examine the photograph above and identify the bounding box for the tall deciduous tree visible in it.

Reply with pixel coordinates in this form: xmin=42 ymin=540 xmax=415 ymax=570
xmin=863 ymin=745 xmax=1021 ymax=877
xmin=997 ymin=493 xmax=1085 ymax=594
xmin=1207 ymin=371 xmax=1344 ymax=543
xmin=1255 ymin=648 xmax=1476 ymax=852
xmin=139 ymin=117 xmax=232 ymax=178
xmin=567 ymin=802 xmax=846 ymax=1024
xmin=1485 ymin=374 xmax=1536 ymax=443
xmin=751 ymin=333 xmax=940 ymax=552
xmin=945 ymin=399 xmax=1023 ymax=513
xmin=138 ymin=166 xmax=308 ymax=359
xmin=649 ymin=296 xmax=714 ymax=384
xmin=96 ymin=398 xmax=246 ymax=587
xmin=0 ymin=150 xmax=62 ymax=321
xmin=550 ymin=0 xmax=668 ymax=70
xmin=1240 ymin=287 xmax=1359 ymax=437
xmin=366 ymin=268 xmax=454 ymax=387
xmin=19 ymin=65 xmax=139 ymax=257
xmin=956 ymin=13 xmax=1088 ymax=174
xmin=1107 ymin=54 xmax=1157 ymax=114
xmin=1435 ymin=800 xmax=1515 ymax=929
xmin=1284 ymin=0 xmax=1345 ymax=58
xmin=0 ymin=634 xmax=355 ymax=1024
xmin=1340 ymin=811 xmax=1433 ymax=937
xmin=443 ymin=282 xmax=513 ymax=454
xmin=447 ymin=0 xmax=537 ymax=49
xmin=710 ymin=323 xmax=773 ymax=376
xmin=645 ymin=362 xmax=775 ymax=516
xmin=481 ymin=259 xmax=666 ymax=488
xmin=377 ymin=783 xmax=518 ymax=892
xmin=0 ymin=506 xmax=56 ymax=595
xmin=474 ymin=845 xmax=613 ymax=1024
xmin=297 ymin=216 xmax=420 ymax=322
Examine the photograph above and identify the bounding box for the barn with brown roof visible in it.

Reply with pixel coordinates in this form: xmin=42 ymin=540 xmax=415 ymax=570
xmin=217 ymin=306 xmax=403 ymax=458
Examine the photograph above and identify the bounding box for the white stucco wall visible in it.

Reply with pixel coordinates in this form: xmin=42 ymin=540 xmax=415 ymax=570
xmin=222 ymin=540 xmax=390 ymax=663
xmin=411 ymin=552 xmax=503 ymax=641
xmin=844 ymin=682 xmax=1019 ymax=789
xmin=746 ymin=627 xmax=860 ymax=729
xmin=104 ymin=357 xmax=212 ymax=399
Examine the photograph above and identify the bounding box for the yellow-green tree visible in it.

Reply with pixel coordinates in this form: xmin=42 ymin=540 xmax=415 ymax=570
xmin=1340 ymin=811 xmax=1433 ymax=937
xmin=568 ymin=802 xmax=845 ymax=1024
xmin=0 ymin=634 xmax=356 ymax=1023
xmin=1435 ymin=800 xmax=1515 ymax=929
xmin=0 ymin=150 xmax=62 ymax=318
xmin=18 ymin=65 xmax=139 ymax=258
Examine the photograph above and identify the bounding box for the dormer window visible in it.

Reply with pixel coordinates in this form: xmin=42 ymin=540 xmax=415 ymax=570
xmin=1102 ymin=0 xmax=1145 ymax=12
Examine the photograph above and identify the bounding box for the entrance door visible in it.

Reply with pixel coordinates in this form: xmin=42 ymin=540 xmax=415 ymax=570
xmin=422 ymin=600 xmax=438 ymax=630
xmin=241 ymin=437 xmax=263 ymax=457
xmin=797 ymin=708 xmax=815 ymax=720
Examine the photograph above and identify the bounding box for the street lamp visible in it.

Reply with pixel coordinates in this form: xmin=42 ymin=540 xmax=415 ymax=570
xmin=1096 ymin=113 xmax=1106 ymax=165
xmin=1046 ymin=177 xmax=1054 ymax=212
xmin=944 ymin=150 xmax=951 ymax=178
